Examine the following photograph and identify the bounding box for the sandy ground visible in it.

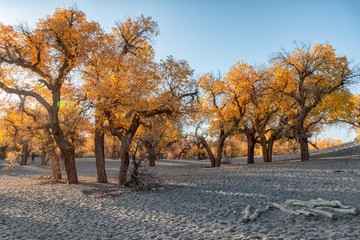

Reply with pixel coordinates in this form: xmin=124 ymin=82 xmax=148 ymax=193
xmin=0 ymin=143 xmax=360 ymax=240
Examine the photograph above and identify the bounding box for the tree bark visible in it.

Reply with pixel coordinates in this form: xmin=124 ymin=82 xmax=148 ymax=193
xmin=148 ymin=153 xmax=156 ymax=167
xmin=297 ymin=118 xmax=310 ymax=161
xmin=44 ymin=131 xmax=62 ymax=180
xmin=119 ymin=141 xmax=130 ymax=185
xmin=143 ymin=140 xmax=158 ymax=167
xmin=261 ymin=146 xmax=270 ymax=163
xmin=198 ymin=136 xmax=216 ymax=167
xmin=0 ymin=146 xmax=7 ymax=160
xmin=259 ymin=136 xmax=276 ymax=163
xmin=246 ymin=134 xmax=256 ymax=164
xmin=259 ymin=134 xmax=270 ymax=163
xmin=51 ymin=126 xmax=78 ymax=183
xmin=60 ymin=146 xmax=78 ymax=183
xmin=111 ymin=137 xmax=117 ymax=159
xmin=215 ymin=130 xmax=228 ymax=167
xmin=94 ymin=115 xmax=108 ymax=183
xmin=20 ymin=141 xmax=30 ymax=165
xmin=267 ymin=138 xmax=274 ymax=163
xmin=299 ymin=132 xmax=310 ymax=161
xmin=49 ymin=94 xmax=78 ymax=183
xmin=47 ymin=145 xmax=62 ymax=180
xmin=51 ymin=154 xmax=62 ymax=180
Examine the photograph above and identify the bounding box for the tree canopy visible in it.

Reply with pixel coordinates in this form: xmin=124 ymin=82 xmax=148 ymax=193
xmin=0 ymin=7 xmax=359 ymax=185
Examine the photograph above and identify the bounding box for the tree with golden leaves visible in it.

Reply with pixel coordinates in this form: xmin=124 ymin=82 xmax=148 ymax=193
xmin=197 ymin=73 xmax=238 ymax=167
xmin=0 ymin=7 xmax=102 ymax=183
xmin=137 ymin=115 xmax=183 ymax=166
xmin=82 ymin=15 xmax=159 ymax=183
xmin=325 ymin=93 xmax=360 ymax=140
xmin=271 ymin=42 xmax=359 ymax=161
xmin=93 ymin=48 xmax=195 ymax=185
xmin=225 ymin=63 xmax=261 ymax=164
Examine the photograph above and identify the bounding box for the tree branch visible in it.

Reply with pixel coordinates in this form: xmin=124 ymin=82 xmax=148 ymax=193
xmin=0 ymin=82 xmax=51 ymax=110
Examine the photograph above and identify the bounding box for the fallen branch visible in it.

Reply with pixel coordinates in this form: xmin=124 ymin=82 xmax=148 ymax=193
xmin=286 ymin=199 xmax=315 ymax=208
xmin=249 ymin=205 xmax=270 ymax=222
xmin=296 ymin=209 xmax=317 ymax=217
xmin=283 ymin=198 xmax=359 ymax=219
xmin=272 ymin=203 xmax=300 ymax=216
xmin=287 ymin=198 xmax=355 ymax=211
xmin=315 ymin=206 xmax=358 ymax=215
xmin=241 ymin=205 xmax=252 ymax=223
xmin=308 ymin=198 xmax=339 ymax=208
xmin=248 ymin=209 xmax=259 ymax=222
xmin=308 ymin=208 xmax=336 ymax=220
xmin=241 ymin=205 xmax=270 ymax=223
xmin=331 ymin=200 xmax=351 ymax=209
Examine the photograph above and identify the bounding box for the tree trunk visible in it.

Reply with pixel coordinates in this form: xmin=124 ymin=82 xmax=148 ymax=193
xmin=50 ymin=105 xmax=78 ymax=183
xmin=196 ymin=142 xmax=204 ymax=160
xmin=198 ymin=136 xmax=216 ymax=167
xmin=246 ymin=134 xmax=256 ymax=164
xmin=94 ymin=116 xmax=108 ymax=183
xmin=41 ymin=148 xmax=48 ymax=165
xmin=260 ymin=135 xmax=276 ymax=163
xmin=119 ymin=142 xmax=130 ymax=185
xmin=261 ymin=145 xmax=270 ymax=163
xmin=259 ymin=135 xmax=271 ymax=163
xmin=47 ymin=145 xmax=62 ymax=180
xmin=177 ymin=148 xmax=188 ymax=160
xmin=268 ymin=138 xmax=275 ymax=163
xmin=45 ymin=133 xmax=62 ymax=180
xmin=52 ymin=129 xmax=77 ymax=183
xmin=20 ymin=141 xmax=30 ymax=165
xmin=298 ymin=125 xmax=310 ymax=161
xmin=0 ymin=146 xmax=7 ymax=160
xmin=215 ymin=134 xmax=227 ymax=167
xmin=60 ymin=147 xmax=78 ymax=183
xmin=299 ymin=134 xmax=310 ymax=161
xmin=144 ymin=141 xmax=158 ymax=167
xmin=148 ymin=153 xmax=156 ymax=167
xmin=111 ymin=137 xmax=117 ymax=159
xmin=51 ymin=155 xmax=62 ymax=180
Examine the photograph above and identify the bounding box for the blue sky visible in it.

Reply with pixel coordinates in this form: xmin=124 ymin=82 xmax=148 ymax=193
xmin=0 ymin=0 xmax=359 ymax=141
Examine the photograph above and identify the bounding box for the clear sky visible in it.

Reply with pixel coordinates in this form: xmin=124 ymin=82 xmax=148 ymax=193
xmin=0 ymin=0 xmax=359 ymax=141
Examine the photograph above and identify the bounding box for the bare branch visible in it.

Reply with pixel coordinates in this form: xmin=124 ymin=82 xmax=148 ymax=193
xmin=0 ymin=81 xmax=51 ymax=110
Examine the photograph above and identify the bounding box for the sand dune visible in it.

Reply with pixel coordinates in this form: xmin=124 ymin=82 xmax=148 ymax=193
xmin=0 ymin=142 xmax=359 ymax=239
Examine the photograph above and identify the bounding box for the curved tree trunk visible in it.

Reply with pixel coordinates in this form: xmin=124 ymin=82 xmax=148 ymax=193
xmin=215 ymin=131 xmax=227 ymax=167
xmin=95 ymin=115 xmax=108 ymax=183
xmin=198 ymin=136 xmax=216 ymax=167
xmin=49 ymin=92 xmax=78 ymax=184
xmin=51 ymin=124 xmax=78 ymax=183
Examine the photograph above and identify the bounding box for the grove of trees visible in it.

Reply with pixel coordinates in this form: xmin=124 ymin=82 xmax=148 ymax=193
xmin=0 ymin=7 xmax=359 ymax=185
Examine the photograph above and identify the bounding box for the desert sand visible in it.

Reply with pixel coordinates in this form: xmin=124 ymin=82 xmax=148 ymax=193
xmin=1 ymin=142 xmax=360 ymax=240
